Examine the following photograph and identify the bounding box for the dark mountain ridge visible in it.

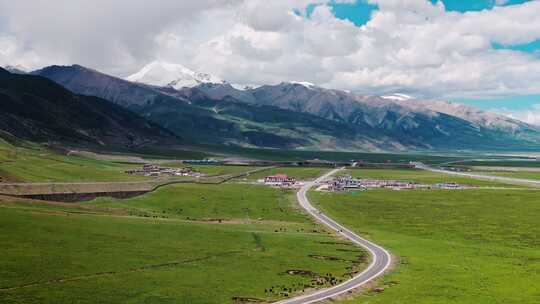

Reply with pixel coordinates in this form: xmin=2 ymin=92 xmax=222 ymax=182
xmin=33 ymin=65 xmax=399 ymax=149
xmin=33 ymin=65 xmax=540 ymax=151
xmin=0 ymin=68 xmax=178 ymax=147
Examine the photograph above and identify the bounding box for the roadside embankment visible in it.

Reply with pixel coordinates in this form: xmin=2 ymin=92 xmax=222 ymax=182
xmin=0 ymin=166 xmax=273 ymax=202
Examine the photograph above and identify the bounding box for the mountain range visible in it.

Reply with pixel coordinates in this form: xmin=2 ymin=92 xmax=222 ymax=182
xmin=10 ymin=62 xmax=538 ymax=152
xmin=0 ymin=67 xmax=177 ymax=147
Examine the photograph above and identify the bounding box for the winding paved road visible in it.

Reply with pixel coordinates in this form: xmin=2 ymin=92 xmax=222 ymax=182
xmin=415 ymin=163 xmax=540 ymax=188
xmin=277 ymin=168 xmax=392 ymax=304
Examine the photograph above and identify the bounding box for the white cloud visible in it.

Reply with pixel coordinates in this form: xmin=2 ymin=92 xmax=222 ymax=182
xmin=491 ymin=104 xmax=540 ymax=126
xmin=0 ymin=0 xmax=239 ymax=75
xmin=2 ymin=0 xmax=540 ymax=101
xmin=0 ymin=35 xmax=42 ymax=69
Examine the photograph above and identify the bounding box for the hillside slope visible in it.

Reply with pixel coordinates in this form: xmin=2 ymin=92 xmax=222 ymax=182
xmin=0 ymin=67 xmax=178 ymax=147
xmin=34 ymin=65 xmax=398 ymax=150
xmin=200 ymin=82 xmax=540 ymax=150
xmin=34 ymin=65 xmax=540 ymax=151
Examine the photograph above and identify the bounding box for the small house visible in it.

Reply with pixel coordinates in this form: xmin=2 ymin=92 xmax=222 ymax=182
xmin=264 ymin=174 xmax=296 ymax=186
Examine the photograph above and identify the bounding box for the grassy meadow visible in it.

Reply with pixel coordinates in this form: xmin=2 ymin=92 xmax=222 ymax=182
xmin=0 ymin=181 xmax=370 ymax=304
xmin=457 ymin=160 xmax=540 ymax=168
xmin=0 ymin=141 xmax=148 ymax=182
xmin=197 ymin=144 xmax=480 ymax=164
xmin=90 ymin=183 xmax=306 ymax=222
xmin=345 ymin=168 xmax=518 ymax=187
xmin=3 ymin=137 xmax=539 ymax=304
xmin=477 ymin=170 xmax=540 ymax=181
xmin=176 ymin=164 xmax=263 ymax=177
xmin=310 ymin=186 xmax=540 ymax=303
xmin=0 ymin=139 xmax=262 ymax=183
xmin=235 ymin=167 xmax=329 ymax=182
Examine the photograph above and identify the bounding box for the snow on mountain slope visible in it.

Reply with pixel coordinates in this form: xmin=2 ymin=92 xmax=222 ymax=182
xmin=290 ymin=81 xmax=316 ymax=88
xmin=381 ymin=93 xmax=413 ymax=101
xmin=3 ymin=65 xmax=28 ymax=74
xmin=32 ymin=63 xmax=540 ymax=149
xmin=127 ymin=61 xmax=222 ymax=89
xmin=392 ymin=98 xmax=538 ymax=132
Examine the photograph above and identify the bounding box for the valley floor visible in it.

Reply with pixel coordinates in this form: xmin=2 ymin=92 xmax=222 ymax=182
xmin=309 ymin=169 xmax=540 ymax=303
xmin=2 ymin=142 xmax=540 ymax=304
xmin=0 ymin=182 xmax=367 ymax=304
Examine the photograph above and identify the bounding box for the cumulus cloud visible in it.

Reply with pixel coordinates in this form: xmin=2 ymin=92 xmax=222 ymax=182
xmin=0 ymin=35 xmax=39 ymax=69
xmin=2 ymin=0 xmax=540 ymax=101
xmin=0 ymin=0 xmax=239 ymax=74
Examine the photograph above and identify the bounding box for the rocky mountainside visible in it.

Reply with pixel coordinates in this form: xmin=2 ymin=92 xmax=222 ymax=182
xmin=3 ymin=65 xmax=27 ymax=74
xmin=34 ymin=65 xmax=391 ymax=149
xmin=195 ymin=81 xmax=540 ymax=149
xmin=34 ymin=64 xmax=540 ymax=151
xmin=252 ymin=83 xmax=537 ymax=133
xmin=196 ymin=81 xmax=540 ymax=137
xmin=0 ymin=67 xmax=178 ymax=147
xmin=392 ymin=98 xmax=537 ymax=132
xmin=32 ymin=64 xmax=180 ymax=107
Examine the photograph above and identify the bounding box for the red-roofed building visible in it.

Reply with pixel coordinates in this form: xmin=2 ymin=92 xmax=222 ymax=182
xmin=264 ymin=174 xmax=296 ymax=186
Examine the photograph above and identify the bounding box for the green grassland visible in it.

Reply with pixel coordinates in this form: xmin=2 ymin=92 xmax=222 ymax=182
xmin=458 ymin=160 xmax=540 ymax=167
xmin=89 ymin=144 xmax=210 ymax=160
xmin=0 ymin=142 xmax=148 ymax=182
xmin=0 ymin=138 xmax=11 ymax=162
xmin=310 ymin=187 xmax=540 ymax=304
xmin=0 ymin=182 xmax=369 ymax=304
xmin=197 ymin=144 xmax=475 ymax=163
xmin=476 ymin=170 xmax=540 ymax=181
xmin=178 ymin=164 xmax=263 ymax=177
xmin=90 ymin=183 xmax=306 ymax=222
xmin=0 ymin=140 xmax=261 ymax=183
xmin=344 ymin=168 xmax=516 ymax=187
xmin=236 ymin=167 xmax=329 ymax=181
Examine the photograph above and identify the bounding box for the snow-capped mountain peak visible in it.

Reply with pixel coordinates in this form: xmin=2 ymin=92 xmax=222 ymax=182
xmin=381 ymin=93 xmax=413 ymax=101
xmin=3 ymin=64 xmax=28 ymax=74
xmin=126 ymin=61 xmax=222 ymax=89
xmin=289 ymin=81 xmax=316 ymax=88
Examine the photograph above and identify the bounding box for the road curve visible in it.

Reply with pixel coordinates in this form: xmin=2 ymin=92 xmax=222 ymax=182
xmin=415 ymin=163 xmax=540 ymax=188
xmin=276 ymin=168 xmax=392 ymax=304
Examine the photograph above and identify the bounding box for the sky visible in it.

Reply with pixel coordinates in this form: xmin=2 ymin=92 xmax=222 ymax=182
xmin=1 ymin=0 xmax=540 ymax=125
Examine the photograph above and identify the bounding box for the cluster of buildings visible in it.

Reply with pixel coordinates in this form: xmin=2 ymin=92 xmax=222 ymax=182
xmin=359 ymin=179 xmax=422 ymax=190
xmin=125 ymin=164 xmax=201 ymax=177
xmin=433 ymin=182 xmax=468 ymax=189
xmin=326 ymin=175 xmax=472 ymax=191
xmin=182 ymin=159 xmax=223 ymax=165
xmin=330 ymin=175 xmax=361 ymax=190
xmin=262 ymin=174 xmax=297 ymax=188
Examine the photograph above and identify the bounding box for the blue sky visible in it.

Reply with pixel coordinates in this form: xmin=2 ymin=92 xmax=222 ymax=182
xmin=428 ymin=0 xmax=532 ymax=12
xmin=322 ymin=0 xmax=540 ymax=64
xmin=493 ymin=39 xmax=540 ymax=56
xmin=324 ymin=0 xmax=535 ymax=27
xmin=318 ymin=0 xmax=540 ymax=113
xmin=328 ymin=1 xmax=378 ymax=26
xmin=455 ymin=94 xmax=540 ymax=110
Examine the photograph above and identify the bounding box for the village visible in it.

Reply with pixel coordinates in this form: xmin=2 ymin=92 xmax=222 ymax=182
xmin=258 ymin=172 xmax=474 ymax=192
xmin=321 ymin=175 xmax=474 ymax=191
xmin=125 ymin=164 xmax=202 ymax=178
